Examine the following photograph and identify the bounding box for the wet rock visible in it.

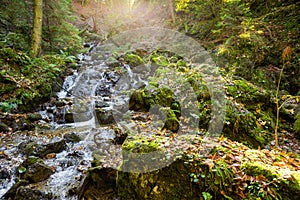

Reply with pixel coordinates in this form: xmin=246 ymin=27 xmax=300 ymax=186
xmin=21 ymin=162 xmax=54 ymax=183
xmin=64 ymin=112 xmax=74 ymax=123
xmin=95 ymin=84 xmax=111 ymax=97
xmin=64 ymin=132 xmax=82 ymax=143
xmin=0 ymin=168 xmax=9 ymax=179
xmin=35 ymin=139 xmax=67 ymax=158
xmin=78 ymin=167 xmax=117 ymax=200
xmin=95 ymin=108 xmax=115 ymax=125
xmin=15 ymin=186 xmax=52 ymax=200
xmin=2 ymin=180 xmax=29 ymax=200
xmin=106 ymin=57 xmax=120 ymax=68
xmin=112 ymin=126 xmax=128 ymax=145
xmin=19 ymin=156 xmax=54 ymax=183
xmin=95 ymin=100 xmax=110 ymax=108
xmin=18 ymin=141 xmax=38 ymax=156
xmin=19 ymin=139 xmax=67 ymax=158
xmin=21 ymin=156 xmax=43 ymax=167
xmin=11 ymin=117 xmax=33 ymax=131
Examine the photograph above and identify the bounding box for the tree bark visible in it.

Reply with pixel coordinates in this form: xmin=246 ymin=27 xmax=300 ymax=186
xmin=168 ymin=0 xmax=175 ymax=23
xmin=31 ymin=0 xmax=43 ymax=57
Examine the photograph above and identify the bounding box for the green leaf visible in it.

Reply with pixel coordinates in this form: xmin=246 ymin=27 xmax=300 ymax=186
xmin=202 ymin=192 xmax=213 ymax=200
xmin=18 ymin=166 xmax=26 ymax=174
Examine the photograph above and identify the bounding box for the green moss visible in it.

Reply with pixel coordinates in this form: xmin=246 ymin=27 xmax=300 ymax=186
xmin=125 ymin=53 xmax=144 ymax=67
xmin=242 ymin=159 xmax=300 ymax=198
xmin=122 ymin=137 xmax=159 ymax=153
xmin=242 ymin=161 xmax=277 ymax=180
xmin=223 ymin=101 xmax=273 ymax=148
xmin=162 ymin=108 xmax=180 ymax=132
xmin=150 ymin=54 xmax=169 ymax=67
xmin=226 ymin=79 xmax=269 ymax=106
xmin=154 ymin=86 xmax=174 ymax=107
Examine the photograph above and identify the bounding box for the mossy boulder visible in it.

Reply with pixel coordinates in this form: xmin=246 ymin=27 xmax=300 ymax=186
xmin=226 ymin=78 xmax=270 ymax=108
xmin=161 ymin=108 xmax=180 ymax=132
xmin=242 ymin=150 xmax=300 ymax=199
xmin=18 ymin=156 xmax=54 ymax=183
xmin=124 ymin=53 xmax=144 ymax=67
xmin=129 ymin=86 xmax=175 ymax=112
xmin=117 ymin=159 xmax=198 ymax=200
xmin=122 ymin=136 xmax=159 ymax=153
xmin=116 ymin=137 xmax=300 ymax=200
xmin=252 ymin=68 xmax=276 ymax=90
xmin=222 ymin=100 xmax=275 ymax=147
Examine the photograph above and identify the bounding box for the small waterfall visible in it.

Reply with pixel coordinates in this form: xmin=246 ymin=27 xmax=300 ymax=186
xmin=57 ymin=72 xmax=78 ymax=99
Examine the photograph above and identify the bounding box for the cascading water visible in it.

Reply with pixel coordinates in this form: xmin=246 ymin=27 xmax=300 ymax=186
xmin=0 ymin=41 xmax=145 ymax=200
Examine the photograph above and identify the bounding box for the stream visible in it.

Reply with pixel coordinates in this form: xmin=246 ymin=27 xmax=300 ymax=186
xmin=0 ymin=40 xmax=136 ymax=199
xmin=0 ymin=27 xmax=226 ymax=199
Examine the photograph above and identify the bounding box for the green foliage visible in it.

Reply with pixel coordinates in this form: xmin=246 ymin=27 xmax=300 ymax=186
xmin=0 ymin=0 xmax=32 ymax=50
xmin=43 ymin=0 xmax=83 ymax=54
xmin=0 ymin=0 xmax=82 ymax=55
xmin=0 ymin=48 xmax=75 ymax=111
xmin=175 ymin=0 xmax=300 ymax=92
xmin=202 ymin=192 xmax=213 ymax=200
xmin=0 ymin=101 xmax=18 ymax=113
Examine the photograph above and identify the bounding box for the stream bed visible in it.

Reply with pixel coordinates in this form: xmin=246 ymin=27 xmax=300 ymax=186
xmin=0 ymin=27 xmax=226 ymax=199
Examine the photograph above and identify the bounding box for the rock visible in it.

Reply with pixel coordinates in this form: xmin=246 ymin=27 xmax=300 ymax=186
xmin=122 ymin=136 xmax=159 ymax=154
xmin=112 ymin=126 xmax=128 ymax=145
xmin=117 ymin=159 xmax=195 ymax=200
xmin=64 ymin=112 xmax=74 ymax=123
xmin=35 ymin=139 xmax=67 ymax=158
xmin=2 ymin=180 xmax=29 ymax=200
xmin=19 ymin=156 xmax=54 ymax=183
xmin=129 ymin=89 xmax=151 ymax=112
xmin=21 ymin=162 xmax=54 ymax=183
xmin=21 ymin=156 xmax=43 ymax=167
xmin=226 ymin=78 xmax=270 ymax=107
xmin=0 ymin=168 xmax=9 ymax=179
xmin=18 ymin=141 xmax=38 ymax=156
xmin=78 ymin=167 xmax=117 ymax=200
xmin=64 ymin=132 xmax=82 ymax=143
xmin=162 ymin=109 xmax=180 ymax=133
xmin=15 ymin=186 xmax=52 ymax=200
xmin=95 ymin=108 xmax=115 ymax=125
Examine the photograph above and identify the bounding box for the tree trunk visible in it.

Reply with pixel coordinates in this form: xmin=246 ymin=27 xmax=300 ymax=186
xmin=31 ymin=0 xmax=43 ymax=57
xmin=168 ymin=0 xmax=175 ymax=23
